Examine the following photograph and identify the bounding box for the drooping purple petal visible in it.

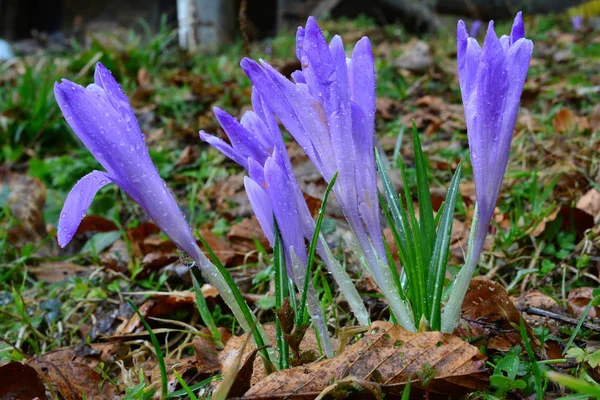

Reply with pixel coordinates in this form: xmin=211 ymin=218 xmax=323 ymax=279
xmin=214 ymin=107 xmax=271 ymax=165
xmin=57 ymin=170 xmax=112 ymax=247
xmin=199 ymin=131 xmax=247 ymax=167
xmin=55 ymin=63 xmax=204 ymax=264
xmin=244 ymin=177 xmax=274 ymax=245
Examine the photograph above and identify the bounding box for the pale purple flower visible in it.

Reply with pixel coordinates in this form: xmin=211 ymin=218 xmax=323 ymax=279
xmin=470 ymin=20 xmax=482 ymax=37
xmin=442 ymin=12 xmax=533 ymax=332
xmin=458 ymin=12 xmax=533 ymax=254
xmin=201 ymin=88 xmax=369 ymax=328
xmin=54 ymin=63 xmax=203 ymax=264
xmin=54 ymin=63 xmax=276 ymax=360
xmin=240 ymin=17 xmax=386 ymax=284
xmin=571 ymin=15 xmax=583 ymax=31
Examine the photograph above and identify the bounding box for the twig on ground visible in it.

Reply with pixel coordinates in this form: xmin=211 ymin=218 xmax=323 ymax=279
xmin=517 ymin=306 xmax=600 ymax=332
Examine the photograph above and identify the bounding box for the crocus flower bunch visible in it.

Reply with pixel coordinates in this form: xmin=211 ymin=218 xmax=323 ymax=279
xmin=442 ymin=13 xmax=533 ymax=332
xmin=239 ymin=17 xmax=415 ymax=330
xmin=54 ymin=11 xmax=532 ymax=347
xmin=201 ymin=89 xmax=369 ymax=355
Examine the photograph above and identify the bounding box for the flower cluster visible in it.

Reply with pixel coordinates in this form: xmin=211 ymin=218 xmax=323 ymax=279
xmin=54 ymin=12 xmax=532 ymax=342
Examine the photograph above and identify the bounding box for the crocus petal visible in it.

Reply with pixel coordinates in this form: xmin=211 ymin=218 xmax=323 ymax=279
xmin=470 ymin=20 xmax=482 ymax=37
xmin=302 ymin=17 xmax=335 ymax=111
xmin=496 ymin=37 xmax=533 ymax=177
xmin=291 ymin=70 xmax=306 ymax=84
xmin=510 ymin=11 xmax=524 ymax=44
xmin=472 ymin=21 xmax=508 ymax=221
xmin=350 ymin=102 xmax=383 ymax=253
xmin=251 ymin=87 xmax=280 ymax=144
xmin=296 ymin=26 xmax=305 ymax=60
xmin=244 ymin=177 xmax=274 ymax=245
xmin=264 ymin=156 xmax=308 ymax=267
xmin=241 ymin=58 xmax=319 ymax=165
xmin=350 ymin=37 xmax=376 ymax=122
xmin=58 ymin=170 xmax=112 ymax=247
xmin=199 ymin=131 xmax=248 ymax=168
xmin=214 ymin=107 xmax=271 ymax=165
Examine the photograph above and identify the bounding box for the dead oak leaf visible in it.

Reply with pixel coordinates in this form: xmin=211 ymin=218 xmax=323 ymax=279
xmin=568 ymin=287 xmax=600 ymax=319
xmin=576 ymin=188 xmax=600 ymax=218
xmin=0 ymin=362 xmax=47 ymax=400
xmin=2 ymin=172 xmax=52 ymax=256
xmin=454 ymin=278 xmax=540 ymax=353
xmin=239 ymin=321 xmax=487 ymax=399
xmin=552 ymin=108 xmax=590 ymax=134
xmin=28 ymin=261 xmax=88 ymax=283
xmin=28 ymin=348 xmax=118 ymax=400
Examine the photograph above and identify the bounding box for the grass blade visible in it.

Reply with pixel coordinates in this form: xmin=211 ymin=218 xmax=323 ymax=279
xmin=563 ymin=291 xmax=600 ymax=355
xmin=427 ymin=162 xmax=462 ymax=330
xmin=172 ymin=370 xmax=199 ymax=400
xmin=298 ymin=171 xmax=338 ymax=325
xmin=547 ymin=372 xmax=600 ymax=398
xmin=412 ymin=122 xmax=436 ymax=260
xmin=273 ymin=219 xmax=290 ymax=369
xmin=519 ymin=317 xmax=544 ymax=399
xmin=127 ymin=299 xmax=168 ymax=399
xmin=191 ymin=273 xmax=223 ymax=348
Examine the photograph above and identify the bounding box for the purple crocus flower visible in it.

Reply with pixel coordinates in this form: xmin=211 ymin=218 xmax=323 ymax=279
xmin=571 ymin=15 xmax=583 ymax=31
xmin=201 ymin=89 xmax=369 ymax=331
xmin=54 ymin=63 xmax=203 ymax=264
xmin=239 ymin=17 xmax=414 ymax=330
xmin=442 ymin=13 xmax=533 ymax=332
xmin=53 ymin=63 xmax=270 ymax=346
xmin=470 ymin=20 xmax=482 ymax=37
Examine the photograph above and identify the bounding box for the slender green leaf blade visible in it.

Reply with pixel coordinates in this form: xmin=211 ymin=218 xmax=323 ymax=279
xmin=427 ymin=162 xmax=462 ymax=330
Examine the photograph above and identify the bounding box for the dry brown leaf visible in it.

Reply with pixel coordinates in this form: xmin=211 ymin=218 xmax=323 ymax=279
xmin=28 ymin=261 xmax=88 ymax=282
xmin=175 ymin=145 xmax=200 ymax=167
xmin=101 ymin=239 xmax=131 ymax=273
xmin=220 ymin=324 xmax=324 ymax=388
xmin=193 ymin=327 xmax=231 ymax=373
xmin=76 ymin=215 xmax=119 ymax=235
xmin=227 ymin=217 xmax=270 ymax=265
xmin=454 ymin=278 xmax=540 ymax=352
xmin=552 ymin=108 xmax=590 ymax=133
xmin=239 ymin=321 xmax=486 ymax=399
xmin=576 ymin=188 xmax=600 ymax=218
xmin=568 ymin=287 xmax=600 ymax=318
xmin=2 ymin=172 xmax=52 ymax=256
xmin=28 ymin=348 xmax=118 ymax=400
xmin=0 ymin=362 xmax=47 ymax=400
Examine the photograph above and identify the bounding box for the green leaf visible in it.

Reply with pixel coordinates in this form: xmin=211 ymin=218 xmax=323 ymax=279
xmin=548 ymin=372 xmax=600 ymax=398
xmin=127 ymin=299 xmax=168 ymax=399
xmin=191 ymin=273 xmax=223 ymax=348
xmin=376 ymin=149 xmax=421 ymax=317
xmin=427 ymin=162 xmax=462 ymax=330
xmin=81 ymin=231 xmax=121 ymax=254
xmin=412 ymin=122 xmax=436 ymax=265
xmin=299 ymin=171 xmax=338 ymax=325
xmin=273 ymin=219 xmax=289 ymax=369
